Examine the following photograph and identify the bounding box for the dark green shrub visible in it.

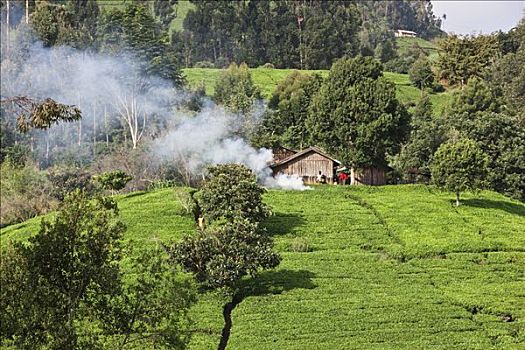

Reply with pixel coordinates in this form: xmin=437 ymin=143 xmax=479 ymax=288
xmin=196 ymin=164 xmax=270 ymax=224
xmin=94 ymin=170 xmax=132 ymax=194
xmin=47 ymin=167 xmax=97 ymax=201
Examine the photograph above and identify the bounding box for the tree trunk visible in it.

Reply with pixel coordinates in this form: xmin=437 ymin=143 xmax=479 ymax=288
xmin=455 ymin=191 xmax=460 ymax=207
xmin=6 ymin=0 xmax=9 ymax=54
xmin=104 ymin=105 xmax=109 ymax=146
xmin=93 ymin=103 xmax=96 ymax=155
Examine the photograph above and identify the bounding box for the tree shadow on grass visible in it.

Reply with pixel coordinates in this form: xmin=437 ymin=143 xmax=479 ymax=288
xmin=239 ymin=269 xmax=317 ymax=297
xmin=461 ymin=198 xmax=525 ymax=217
xmin=262 ymin=212 xmax=306 ymax=237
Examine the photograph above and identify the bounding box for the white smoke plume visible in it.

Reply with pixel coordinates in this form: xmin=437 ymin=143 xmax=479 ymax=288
xmin=1 ymin=28 xmax=310 ymax=190
xmin=151 ymin=106 xmax=311 ymax=190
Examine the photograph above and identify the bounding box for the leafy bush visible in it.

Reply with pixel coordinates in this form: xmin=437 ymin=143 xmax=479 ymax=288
xmin=47 ymin=167 xmax=97 ymax=200
xmin=196 ymin=164 xmax=270 ymax=224
xmin=94 ymin=170 xmax=132 ymax=194
xmin=289 ymin=237 xmax=311 ymax=252
xmin=171 ymin=219 xmax=280 ymax=290
xmin=0 ymin=162 xmax=57 ymax=227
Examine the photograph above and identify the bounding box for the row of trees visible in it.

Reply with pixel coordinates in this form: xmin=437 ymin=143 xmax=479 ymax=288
xmin=397 ymin=18 xmax=525 ymax=202
xmin=243 ymin=39 xmax=524 ymax=201
xmin=253 ymin=56 xmax=410 ymax=171
xmin=2 ymin=1 xmax=444 ymax=70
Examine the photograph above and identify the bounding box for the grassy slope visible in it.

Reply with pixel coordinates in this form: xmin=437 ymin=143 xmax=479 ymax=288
xmin=396 ymin=37 xmax=439 ymax=60
xmin=2 ymin=185 xmax=524 ymax=349
xmin=183 ymin=68 xmax=452 ymax=114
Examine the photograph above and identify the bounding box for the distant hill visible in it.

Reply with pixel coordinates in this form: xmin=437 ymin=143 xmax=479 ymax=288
xmin=2 ymin=185 xmax=524 ymax=349
xmin=183 ymin=67 xmax=452 ymax=114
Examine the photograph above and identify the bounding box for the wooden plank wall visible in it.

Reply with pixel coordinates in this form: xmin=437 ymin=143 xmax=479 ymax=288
xmin=353 ymin=167 xmax=386 ymax=186
xmin=273 ymin=151 xmax=335 ymax=183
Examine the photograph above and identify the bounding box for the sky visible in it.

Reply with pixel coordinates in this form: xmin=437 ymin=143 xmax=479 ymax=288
xmin=431 ymin=1 xmax=524 ymax=35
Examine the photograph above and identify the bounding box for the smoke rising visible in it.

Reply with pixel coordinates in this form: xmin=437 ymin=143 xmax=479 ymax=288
xmin=1 ymin=28 xmax=310 ymax=190
xmin=150 ymin=106 xmax=311 ymax=190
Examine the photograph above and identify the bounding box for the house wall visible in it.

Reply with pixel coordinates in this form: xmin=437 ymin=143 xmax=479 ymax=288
xmin=351 ymin=167 xmax=386 ymax=186
xmin=272 ymin=151 xmax=335 ymax=184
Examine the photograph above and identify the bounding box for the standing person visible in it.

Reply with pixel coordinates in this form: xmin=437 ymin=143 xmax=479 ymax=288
xmin=338 ymin=171 xmax=348 ymax=185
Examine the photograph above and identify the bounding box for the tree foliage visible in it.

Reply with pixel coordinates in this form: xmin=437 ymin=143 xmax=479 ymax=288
xmin=95 ymin=170 xmax=132 ymax=193
xmin=395 ymin=94 xmax=445 ymax=182
xmin=213 ymin=62 xmax=261 ymax=115
xmin=431 ymin=139 xmax=489 ymax=206
xmin=307 ymin=56 xmax=410 ymax=168
xmin=0 ymin=191 xmax=197 ymax=349
xmin=29 ymin=0 xmax=99 ymax=49
xmin=0 ymin=191 xmax=125 ymax=349
xmin=100 ymin=247 xmax=197 ymax=350
xmin=170 ymin=163 xmax=279 ymax=290
xmin=179 ymin=0 xmax=441 ymax=68
xmin=171 ymin=219 xmax=279 ymax=290
xmin=97 ymin=3 xmax=183 ymax=86
xmin=409 ymin=56 xmax=434 ymax=89
xmin=1 ymin=96 xmax=81 ymax=133
xmin=196 ymin=164 xmax=270 ymax=224
xmin=442 ymin=77 xmax=525 ymax=201
xmin=436 ymin=34 xmax=500 ymax=87
xmin=259 ymin=71 xmax=323 ymax=149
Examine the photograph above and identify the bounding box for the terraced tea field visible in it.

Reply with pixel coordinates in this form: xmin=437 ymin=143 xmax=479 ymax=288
xmin=2 ymin=185 xmax=524 ymax=349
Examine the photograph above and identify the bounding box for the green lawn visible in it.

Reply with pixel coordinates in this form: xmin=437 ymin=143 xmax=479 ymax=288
xmin=2 ymin=185 xmax=524 ymax=349
xmin=183 ymin=68 xmax=452 ymax=114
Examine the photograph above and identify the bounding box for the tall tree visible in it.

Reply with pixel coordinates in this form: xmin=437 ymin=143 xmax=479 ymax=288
xmin=409 ymin=55 xmax=434 ymax=90
xmin=97 ymin=3 xmax=183 ymax=85
xmin=431 ymin=138 xmax=489 ymax=206
xmin=436 ymin=34 xmax=500 ymax=87
xmin=395 ymin=94 xmax=445 ymax=182
xmin=260 ymin=71 xmax=322 ymax=149
xmin=170 ymin=163 xmax=279 ymax=350
xmin=307 ymin=56 xmax=410 ymax=168
xmin=213 ymin=63 xmax=261 ymax=136
xmin=0 ymin=191 xmax=125 ymax=349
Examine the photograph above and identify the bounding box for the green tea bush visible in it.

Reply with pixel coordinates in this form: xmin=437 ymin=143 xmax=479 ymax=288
xmin=288 ymin=237 xmax=312 ymax=252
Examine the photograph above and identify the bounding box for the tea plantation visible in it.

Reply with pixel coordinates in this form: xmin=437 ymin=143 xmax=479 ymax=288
xmin=1 ymin=185 xmax=524 ymax=349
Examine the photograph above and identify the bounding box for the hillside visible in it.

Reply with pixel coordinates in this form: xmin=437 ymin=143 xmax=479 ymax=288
xmin=396 ymin=37 xmax=439 ymax=60
xmin=183 ymin=68 xmax=452 ymax=114
xmin=2 ymin=185 xmax=524 ymax=349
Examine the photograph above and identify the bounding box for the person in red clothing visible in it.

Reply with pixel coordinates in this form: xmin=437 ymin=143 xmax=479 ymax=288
xmin=338 ymin=171 xmax=348 ymax=185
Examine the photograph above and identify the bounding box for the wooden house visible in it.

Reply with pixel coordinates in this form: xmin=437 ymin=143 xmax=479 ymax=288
xmin=270 ymin=146 xmax=341 ymax=184
xmin=349 ymin=166 xmax=387 ymax=186
xmin=270 ymin=146 xmax=389 ymax=186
